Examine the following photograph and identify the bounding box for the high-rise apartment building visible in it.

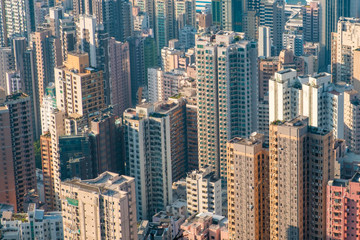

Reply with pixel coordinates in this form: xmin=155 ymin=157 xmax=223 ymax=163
xmin=92 ymin=0 xmax=133 ymax=42
xmin=326 ymin=172 xmax=360 ymax=239
xmin=58 ymin=134 xmax=93 ymax=181
xmin=353 ymin=48 xmax=360 ymax=91
xmin=186 ymin=166 xmax=222 ymax=216
xmin=269 ymin=69 xmax=299 ymax=125
xmin=344 ymin=89 xmax=360 ymax=154
xmin=196 ymin=31 xmax=258 ymax=182
xmin=269 ymin=117 xmax=334 ymax=239
xmin=72 ymin=0 xmax=92 ymax=19
xmin=282 ymin=33 xmax=303 ymax=57
xmin=258 ymin=57 xmax=279 ymax=100
xmin=302 ymin=2 xmax=320 ymax=43
xmin=0 ymin=93 xmax=36 ymax=212
xmin=76 ymin=15 xmax=110 ymax=103
xmin=40 ymin=83 xmax=57 ymax=134
xmin=12 ymin=38 xmax=41 ymax=140
xmin=258 ymin=26 xmax=272 ymax=58
xmin=89 ymin=110 xmax=124 ymax=175
xmin=124 ymin=98 xmax=187 ymax=220
xmin=154 ymin=0 xmax=175 ymax=52
xmin=148 ymin=68 xmax=186 ymax=103
xmin=32 ymin=30 xmax=62 ymax=105
xmin=40 ymin=133 xmax=56 ymax=210
xmin=55 ymin=52 xmax=105 ymax=118
xmin=0 ymin=0 xmax=34 ymax=46
xmin=0 ymin=92 xmax=17 ymax=212
xmin=42 ymin=109 xmax=66 ymax=210
xmin=128 ymin=34 xmax=157 ymax=104
xmin=259 ymin=0 xmax=285 ymax=55
xmin=108 ymin=38 xmax=132 ymax=116
xmin=319 ymin=0 xmax=358 ymax=69
xmin=227 ymin=133 xmax=269 ymax=240
xmin=269 ymin=70 xmax=346 ymax=139
xmin=0 ymin=47 xmax=14 ymax=89
xmin=61 ymin=172 xmax=138 ymax=239
xmin=174 ymin=0 xmax=196 ymax=37
xmin=331 ymin=17 xmax=360 ymax=84
xmin=222 ymin=0 xmax=260 ymax=36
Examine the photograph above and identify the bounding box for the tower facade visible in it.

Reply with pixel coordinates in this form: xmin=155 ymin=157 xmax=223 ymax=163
xmin=196 ymin=31 xmax=258 ymax=181
xmin=1 ymin=93 xmax=37 ymax=212
xmin=269 ymin=117 xmax=333 ymax=239
xmin=227 ymin=133 xmax=269 ymax=240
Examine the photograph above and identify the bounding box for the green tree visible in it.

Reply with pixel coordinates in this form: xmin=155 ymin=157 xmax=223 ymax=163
xmin=34 ymin=140 xmax=42 ymax=169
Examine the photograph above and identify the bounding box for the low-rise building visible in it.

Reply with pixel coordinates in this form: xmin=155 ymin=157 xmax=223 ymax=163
xmin=180 ymin=212 xmax=228 ymax=240
xmin=0 ymin=203 xmax=63 ymax=240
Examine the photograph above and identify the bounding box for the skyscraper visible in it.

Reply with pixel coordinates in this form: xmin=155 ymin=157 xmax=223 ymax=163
xmin=108 ymin=38 xmax=132 ymax=116
xmin=0 ymin=47 xmax=15 ymax=90
xmin=154 ymin=0 xmax=175 ymax=52
xmin=92 ymin=0 xmax=133 ymax=42
xmin=32 ymin=30 xmax=62 ymax=105
xmin=269 ymin=117 xmax=333 ymax=239
xmin=54 ymin=52 xmax=105 ymax=118
xmin=302 ymin=2 xmax=320 ymax=43
xmin=128 ymin=33 xmax=157 ymax=104
xmin=89 ymin=110 xmax=125 ymax=175
xmin=0 ymin=92 xmax=36 ymax=212
xmin=258 ymin=26 xmax=272 ymax=58
xmin=344 ymin=89 xmax=360 ymax=154
xmin=227 ymin=133 xmax=269 ymax=240
xmin=331 ymin=17 xmax=360 ymax=84
xmin=319 ymin=0 xmax=357 ymax=69
xmin=123 ymin=98 xmax=187 ymax=219
xmin=196 ymin=31 xmax=258 ymax=181
xmin=0 ymin=0 xmax=34 ymax=46
xmin=259 ymin=0 xmax=285 ymax=55
xmin=269 ymin=69 xmax=345 ymax=139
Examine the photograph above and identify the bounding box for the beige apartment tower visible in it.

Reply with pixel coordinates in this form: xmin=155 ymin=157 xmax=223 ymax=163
xmin=55 ymin=52 xmax=105 ymax=118
xmin=227 ymin=133 xmax=269 ymax=240
xmin=61 ymin=172 xmax=138 ymax=240
xmin=269 ymin=116 xmax=333 ymax=240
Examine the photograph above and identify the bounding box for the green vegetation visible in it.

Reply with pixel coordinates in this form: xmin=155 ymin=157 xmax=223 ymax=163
xmin=272 ymin=120 xmax=283 ymax=125
xmin=34 ymin=140 xmax=42 ymax=169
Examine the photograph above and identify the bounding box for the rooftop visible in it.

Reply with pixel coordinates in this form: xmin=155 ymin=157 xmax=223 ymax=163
xmin=6 ymin=92 xmax=29 ymax=102
xmin=328 ymin=179 xmax=348 ymax=187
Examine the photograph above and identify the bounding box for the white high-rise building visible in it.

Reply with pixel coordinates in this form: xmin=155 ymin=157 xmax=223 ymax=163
xmin=196 ymin=31 xmax=258 ymax=182
xmin=0 ymin=47 xmax=15 ymax=89
xmin=61 ymin=172 xmax=138 ymax=240
xmin=76 ymin=15 xmax=97 ymax=67
xmin=269 ymin=70 xmax=346 ymax=139
xmin=258 ymin=26 xmax=272 ymax=58
xmin=40 ymin=83 xmax=57 ymax=134
xmin=186 ymin=166 xmax=222 ymax=216
xmin=148 ymin=68 xmax=186 ymax=103
xmin=331 ymin=17 xmax=360 ymax=84
xmin=269 ymin=69 xmax=299 ymax=124
xmin=298 ymin=73 xmax=344 ymax=139
xmin=124 ymin=98 xmax=188 ymax=220
xmin=0 ymin=0 xmax=33 ymax=46
xmin=344 ymin=89 xmax=360 ymax=154
xmin=123 ymin=103 xmax=172 ymax=220
xmin=259 ymin=0 xmax=285 ymax=55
